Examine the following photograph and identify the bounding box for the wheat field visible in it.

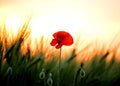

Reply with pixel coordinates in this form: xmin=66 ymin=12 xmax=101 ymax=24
xmin=0 ymin=19 xmax=120 ymax=86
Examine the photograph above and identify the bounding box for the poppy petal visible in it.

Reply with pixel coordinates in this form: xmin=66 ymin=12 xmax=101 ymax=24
xmin=50 ymin=39 xmax=57 ymax=46
xmin=53 ymin=31 xmax=69 ymax=38
xmin=55 ymin=44 xmax=63 ymax=49
xmin=51 ymin=31 xmax=73 ymax=48
xmin=62 ymin=36 xmax=73 ymax=45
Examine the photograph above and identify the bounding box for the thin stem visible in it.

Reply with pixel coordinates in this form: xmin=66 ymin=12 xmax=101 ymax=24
xmin=44 ymin=78 xmax=46 ymax=86
xmin=58 ymin=48 xmax=62 ymax=86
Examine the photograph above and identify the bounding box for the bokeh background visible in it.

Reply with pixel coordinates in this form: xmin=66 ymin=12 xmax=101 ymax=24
xmin=0 ymin=1 xmax=120 ymax=86
xmin=0 ymin=0 xmax=120 ymax=60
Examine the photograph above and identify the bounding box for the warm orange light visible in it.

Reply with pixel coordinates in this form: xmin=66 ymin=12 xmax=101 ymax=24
xmin=0 ymin=0 xmax=120 ymax=61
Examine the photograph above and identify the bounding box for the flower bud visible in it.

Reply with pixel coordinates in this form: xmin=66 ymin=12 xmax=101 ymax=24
xmin=80 ymin=68 xmax=85 ymax=78
xmin=39 ymin=68 xmax=45 ymax=79
xmin=6 ymin=66 xmax=12 ymax=75
xmin=47 ymin=73 xmax=53 ymax=86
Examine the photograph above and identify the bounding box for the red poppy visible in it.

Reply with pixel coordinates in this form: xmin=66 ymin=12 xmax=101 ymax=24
xmin=50 ymin=31 xmax=73 ymax=49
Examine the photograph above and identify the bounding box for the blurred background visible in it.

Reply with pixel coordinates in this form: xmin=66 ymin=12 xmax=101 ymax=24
xmin=0 ymin=0 xmax=120 ymax=60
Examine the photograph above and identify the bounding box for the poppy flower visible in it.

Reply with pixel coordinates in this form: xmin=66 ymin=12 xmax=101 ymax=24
xmin=50 ymin=31 xmax=73 ymax=49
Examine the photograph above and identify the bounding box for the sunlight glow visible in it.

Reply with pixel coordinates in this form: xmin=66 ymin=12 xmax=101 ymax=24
xmin=0 ymin=0 xmax=120 ymax=60
xmin=6 ymin=15 xmax=21 ymax=34
xmin=30 ymin=15 xmax=83 ymax=39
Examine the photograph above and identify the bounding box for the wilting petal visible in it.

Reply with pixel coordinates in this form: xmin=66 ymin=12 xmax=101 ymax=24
xmin=50 ymin=39 xmax=57 ymax=46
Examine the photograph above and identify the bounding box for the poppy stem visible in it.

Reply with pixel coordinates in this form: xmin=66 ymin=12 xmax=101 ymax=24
xmin=58 ymin=47 xmax=62 ymax=86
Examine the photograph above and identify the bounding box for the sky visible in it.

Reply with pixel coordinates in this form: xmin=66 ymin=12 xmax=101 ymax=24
xmin=0 ymin=0 xmax=120 ymax=58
